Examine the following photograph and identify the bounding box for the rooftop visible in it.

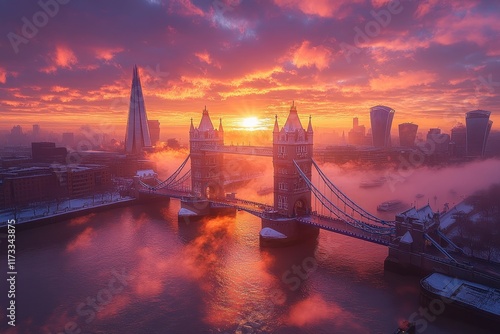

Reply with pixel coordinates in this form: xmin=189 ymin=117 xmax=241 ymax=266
xmin=282 ymin=101 xmax=304 ymax=132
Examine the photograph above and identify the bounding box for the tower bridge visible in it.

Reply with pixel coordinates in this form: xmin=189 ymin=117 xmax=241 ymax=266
xmin=126 ymin=66 xmax=500 ymax=286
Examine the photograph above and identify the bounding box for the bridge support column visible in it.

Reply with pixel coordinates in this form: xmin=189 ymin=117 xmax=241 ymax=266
xmin=260 ymin=214 xmax=318 ymax=247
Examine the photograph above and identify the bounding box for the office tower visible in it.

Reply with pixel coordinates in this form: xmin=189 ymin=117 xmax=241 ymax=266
xmin=370 ymin=105 xmax=395 ymax=147
xmin=32 ymin=142 xmax=67 ymax=164
xmin=450 ymin=123 xmax=466 ymax=157
xmin=398 ymin=123 xmax=418 ymax=147
xmin=125 ymin=65 xmax=151 ymax=154
xmin=147 ymin=120 xmax=160 ymax=146
xmin=466 ymin=110 xmax=493 ymax=157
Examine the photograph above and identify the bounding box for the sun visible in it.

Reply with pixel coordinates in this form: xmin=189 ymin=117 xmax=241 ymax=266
xmin=240 ymin=117 xmax=260 ymax=130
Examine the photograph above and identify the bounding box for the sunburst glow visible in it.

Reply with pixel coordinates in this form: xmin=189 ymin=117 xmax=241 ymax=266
xmin=240 ymin=117 xmax=260 ymax=130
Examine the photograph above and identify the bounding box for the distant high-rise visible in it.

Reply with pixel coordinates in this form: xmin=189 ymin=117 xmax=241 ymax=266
xmin=148 ymin=120 xmax=160 ymax=146
xmin=62 ymin=132 xmax=75 ymax=147
xmin=426 ymin=128 xmax=450 ymax=153
xmin=33 ymin=124 xmax=40 ymax=139
xmin=450 ymin=123 xmax=466 ymax=157
xmin=466 ymin=110 xmax=492 ymax=157
xmin=9 ymin=125 xmax=26 ymax=146
xmin=398 ymin=123 xmax=418 ymax=147
xmin=125 ymin=65 xmax=151 ymax=154
xmin=348 ymin=117 xmax=366 ymax=145
xmin=370 ymin=105 xmax=394 ymax=147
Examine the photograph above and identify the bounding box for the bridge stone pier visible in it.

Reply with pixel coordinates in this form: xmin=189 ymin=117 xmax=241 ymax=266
xmin=260 ymin=103 xmax=319 ymax=246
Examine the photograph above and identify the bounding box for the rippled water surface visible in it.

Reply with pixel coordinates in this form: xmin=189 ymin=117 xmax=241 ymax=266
xmin=0 ymin=200 xmax=495 ymax=334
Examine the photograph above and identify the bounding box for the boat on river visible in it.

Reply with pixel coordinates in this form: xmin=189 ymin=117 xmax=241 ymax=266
xmin=377 ymin=200 xmax=405 ymax=212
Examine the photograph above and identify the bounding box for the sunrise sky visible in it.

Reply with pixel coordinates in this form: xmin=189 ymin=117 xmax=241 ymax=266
xmin=1 ymin=0 xmax=499 ymax=137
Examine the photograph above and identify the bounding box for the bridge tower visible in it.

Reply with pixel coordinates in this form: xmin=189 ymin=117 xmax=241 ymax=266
xmin=189 ymin=106 xmax=225 ymax=199
xmin=273 ymin=102 xmax=313 ymax=217
xmin=261 ymin=102 xmax=317 ymax=245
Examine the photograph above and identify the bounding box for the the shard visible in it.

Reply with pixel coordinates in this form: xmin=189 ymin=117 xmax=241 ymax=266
xmin=125 ymin=65 xmax=151 ymax=153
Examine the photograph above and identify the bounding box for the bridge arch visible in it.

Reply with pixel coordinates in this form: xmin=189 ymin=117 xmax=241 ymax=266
xmin=203 ymin=180 xmax=224 ymax=200
xmin=293 ymin=197 xmax=309 ymax=217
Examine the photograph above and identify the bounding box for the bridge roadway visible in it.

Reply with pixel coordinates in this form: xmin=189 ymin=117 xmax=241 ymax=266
xmin=296 ymin=214 xmax=393 ymax=246
xmin=138 ymin=187 xmax=192 ymax=199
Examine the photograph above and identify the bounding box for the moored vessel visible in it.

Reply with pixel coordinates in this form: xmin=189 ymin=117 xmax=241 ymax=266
xmin=377 ymin=200 xmax=405 ymax=212
xmin=420 ymin=273 xmax=500 ymax=326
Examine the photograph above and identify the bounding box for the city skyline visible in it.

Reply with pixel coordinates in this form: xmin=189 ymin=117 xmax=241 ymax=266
xmin=0 ymin=0 xmax=499 ymax=134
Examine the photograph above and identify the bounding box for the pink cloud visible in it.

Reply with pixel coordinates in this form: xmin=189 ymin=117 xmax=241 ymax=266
xmin=55 ymin=45 xmax=78 ymax=67
xmin=292 ymin=41 xmax=332 ymax=70
xmin=414 ymin=0 xmax=441 ymax=19
xmin=0 ymin=67 xmax=6 ymax=84
xmin=370 ymin=70 xmax=437 ymax=91
xmin=41 ymin=46 xmax=78 ymax=73
xmin=432 ymin=3 xmax=498 ymax=46
xmin=95 ymin=47 xmax=124 ymax=61
xmin=168 ymin=0 xmax=204 ymax=16
xmin=195 ymin=51 xmax=212 ymax=64
xmin=274 ymin=0 xmax=363 ymax=18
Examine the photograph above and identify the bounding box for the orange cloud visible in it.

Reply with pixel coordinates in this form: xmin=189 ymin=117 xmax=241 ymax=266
xmin=195 ymin=51 xmax=212 ymax=64
xmin=51 ymin=85 xmax=70 ymax=93
xmin=155 ymin=76 xmax=211 ymax=100
xmin=292 ymin=41 xmax=331 ymax=70
xmin=370 ymin=70 xmax=437 ymax=91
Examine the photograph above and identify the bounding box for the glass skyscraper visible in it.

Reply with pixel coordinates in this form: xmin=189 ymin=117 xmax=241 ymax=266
xmin=370 ymin=105 xmax=395 ymax=147
xmin=466 ymin=110 xmax=492 ymax=157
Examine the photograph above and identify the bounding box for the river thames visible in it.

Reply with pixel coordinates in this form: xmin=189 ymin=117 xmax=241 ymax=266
xmin=1 ymin=200 xmax=495 ymax=334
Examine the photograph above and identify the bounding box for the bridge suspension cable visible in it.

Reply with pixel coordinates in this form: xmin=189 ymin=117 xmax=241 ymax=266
xmin=311 ymin=159 xmax=394 ymax=226
xmin=166 ymin=170 xmax=191 ymax=190
xmin=152 ymin=154 xmax=191 ymax=190
xmin=294 ymin=160 xmax=394 ymax=235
